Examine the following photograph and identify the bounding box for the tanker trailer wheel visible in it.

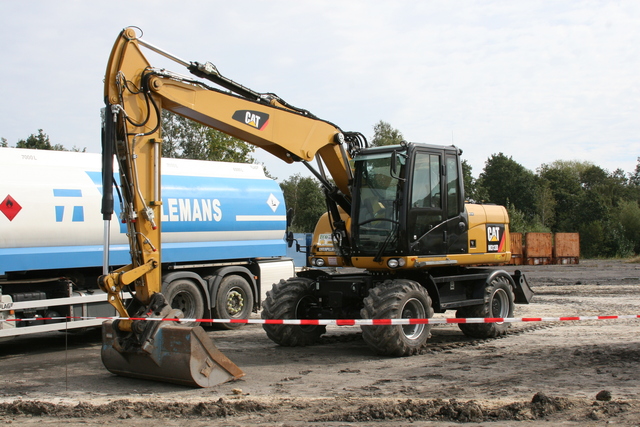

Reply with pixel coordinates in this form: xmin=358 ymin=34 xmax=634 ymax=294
xmin=213 ymin=274 xmax=254 ymax=330
xmin=360 ymin=279 xmax=434 ymax=356
xmin=163 ymin=279 xmax=205 ymax=327
xmin=261 ymin=277 xmax=326 ymax=346
xmin=456 ymin=271 xmax=515 ymax=339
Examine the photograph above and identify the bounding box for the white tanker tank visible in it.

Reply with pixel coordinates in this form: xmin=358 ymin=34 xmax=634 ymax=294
xmin=0 ymin=147 xmax=294 ymax=338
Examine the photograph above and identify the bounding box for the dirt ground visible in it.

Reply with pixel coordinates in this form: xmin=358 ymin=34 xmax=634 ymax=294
xmin=0 ymin=259 xmax=638 ymax=426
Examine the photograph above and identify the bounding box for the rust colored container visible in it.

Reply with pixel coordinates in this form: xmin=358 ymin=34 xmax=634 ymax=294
xmin=524 ymin=233 xmax=552 ymax=265
xmin=553 ymin=233 xmax=580 ymax=264
xmin=510 ymin=232 xmax=523 ymax=265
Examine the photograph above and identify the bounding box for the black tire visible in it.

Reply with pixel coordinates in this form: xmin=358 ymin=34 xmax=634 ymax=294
xmin=163 ymin=279 xmax=205 ymax=327
xmin=213 ymin=275 xmax=254 ymax=330
xmin=456 ymin=272 xmax=515 ymax=338
xmin=261 ymin=277 xmax=326 ymax=346
xmin=360 ymin=279 xmax=434 ymax=357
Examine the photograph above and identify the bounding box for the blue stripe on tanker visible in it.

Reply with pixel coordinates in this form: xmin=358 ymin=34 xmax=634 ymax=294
xmin=0 ymin=239 xmax=286 ymax=274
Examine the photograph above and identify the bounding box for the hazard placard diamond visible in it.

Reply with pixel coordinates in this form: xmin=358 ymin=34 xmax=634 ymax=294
xmin=267 ymin=193 xmax=280 ymax=213
xmin=1 ymin=195 xmax=22 ymax=221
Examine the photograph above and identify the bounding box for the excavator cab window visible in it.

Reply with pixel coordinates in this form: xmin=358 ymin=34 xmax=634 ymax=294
xmin=352 ymin=151 xmax=402 ymax=255
xmin=411 ymin=153 xmax=441 ymax=209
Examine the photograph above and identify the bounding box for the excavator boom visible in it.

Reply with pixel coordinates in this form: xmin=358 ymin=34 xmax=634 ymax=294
xmin=104 ymin=27 xmax=357 ymax=202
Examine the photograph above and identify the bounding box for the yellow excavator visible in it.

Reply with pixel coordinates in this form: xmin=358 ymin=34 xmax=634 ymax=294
xmin=99 ymin=27 xmax=533 ymax=387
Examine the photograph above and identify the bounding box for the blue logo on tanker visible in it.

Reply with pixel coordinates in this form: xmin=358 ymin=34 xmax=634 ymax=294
xmin=52 ymin=188 xmax=84 ymax=222
xmin=85 ymin=172 xmax=285 ymax=233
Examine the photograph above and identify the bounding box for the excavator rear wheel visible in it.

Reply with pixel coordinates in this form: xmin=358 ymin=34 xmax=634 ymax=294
xmin=262 ymin=277 xmax=326 ymax=346
xmin=360 ymin=279 xmax=434 ymax=356
xmin=456 ymin=272 xmax=515 ymax=338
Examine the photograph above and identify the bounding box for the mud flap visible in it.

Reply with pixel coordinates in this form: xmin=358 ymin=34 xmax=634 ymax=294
xmin=511 ymin=270 xmax=534 ymax=304
xmin=101 ymin=320 xmax=244 ymax=387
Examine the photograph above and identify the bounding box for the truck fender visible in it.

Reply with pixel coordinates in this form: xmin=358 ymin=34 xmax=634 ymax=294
xmin=161 ymin=271 xmax=211 ymax=313
xmin=467 ymin=269 xmax=533 ymax=304
xmin=206 ymin=266 xmax=257 ymax=310
xmin=469 ymin=269 xmax=515 ymax=300
xmin=421 ymin=277 xmax=441 ymax=313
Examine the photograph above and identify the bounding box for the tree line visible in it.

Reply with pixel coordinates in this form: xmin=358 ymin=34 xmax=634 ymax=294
xmin=1 ymin=129 xmax=85 ymax=152
xmin=282 ymin=120 xmax=640 ymax=259
xmin=466 ymin=153 xmax=640 ymax=258
xmin=5 ymin=117 xmax=639 ymax=258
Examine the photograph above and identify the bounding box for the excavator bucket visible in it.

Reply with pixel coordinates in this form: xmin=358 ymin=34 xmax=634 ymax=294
xmin=101 ymin=320 xmax=244 ymax=387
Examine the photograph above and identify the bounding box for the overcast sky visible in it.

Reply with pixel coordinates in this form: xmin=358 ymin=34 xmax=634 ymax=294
xmin=1 ymin=1 xmax=639 ymax=181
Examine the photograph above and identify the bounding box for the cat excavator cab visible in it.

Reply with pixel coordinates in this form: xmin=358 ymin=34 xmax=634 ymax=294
xmin=98 ymin=28 xmax=532 ymax=387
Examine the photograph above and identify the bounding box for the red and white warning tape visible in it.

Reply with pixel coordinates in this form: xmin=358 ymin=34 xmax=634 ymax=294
xmin=1 ymin=314 xmax=639 ymax=325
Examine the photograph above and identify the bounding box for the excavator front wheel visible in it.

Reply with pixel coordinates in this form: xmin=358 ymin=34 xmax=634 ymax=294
xmin=261 ymin=277 xmax=326 ymax=346
xmin=360 ymin=279 xmax=434 ymax=356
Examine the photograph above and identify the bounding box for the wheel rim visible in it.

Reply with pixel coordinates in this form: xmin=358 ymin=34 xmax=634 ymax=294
xmin=226 ymin=288 xmax=245 ymax=317
xmin=491 ymin=288 xmax=510 ymax=318
xmin=172 ymin=292 xmax=196 ymax=317
xmin=400 ymin=297 xmax=426 ymax=339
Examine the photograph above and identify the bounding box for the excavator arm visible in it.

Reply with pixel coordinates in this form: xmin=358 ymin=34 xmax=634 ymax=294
xmin=98 ymin=27 xmax=363 ymax=387
xmin=105 ymin=27 xmax=359 ymax=205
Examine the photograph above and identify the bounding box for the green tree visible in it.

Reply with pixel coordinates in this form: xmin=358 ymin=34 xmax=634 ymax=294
xmin=280 ymin=174 xmax=326 ymax=233
xmin=476 ymin=153 xmax=539 ymax=219
xmin=628 ymin=159 xmax=640 ymax=212
xmin=16 ymin=129 xmax=65 ymax=151
xmin=535 ymin=179 xmax=556 ymax=230
xmin=505 ymin=204 xmax=528 ymax=234
xmin=461 ymin=159 xmax=477 ymax=201
xmin=161 ymin=110 xmax=183 ymax=158
xmin=539 ymin=160 xmax=636 ymax=257
xmin=371 ymin=120 xmax=404 ymax=147
xmin=629 ymin=157 xmax=640 ymax=187
xmin=572 ymin=164 xmax=633 ymax=256
xmin=538 ymin=160 xmax=584 ymax=231
xmin=161 ymin=111 xmax=255 ymax=163
xmin=617 ymin=200 xmax=640 ymax=254
xmin=8 ymin=130 xmax=85 ymax=152
xmin=580 ymin=164 xmax=628 ymax=209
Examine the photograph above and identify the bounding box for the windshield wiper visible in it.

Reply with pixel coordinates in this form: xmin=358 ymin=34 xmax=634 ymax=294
xmin=373 ymin=220 xmax=399 ymax=263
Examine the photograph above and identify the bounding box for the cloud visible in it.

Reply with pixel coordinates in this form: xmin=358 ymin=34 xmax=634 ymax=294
xmin=1 ymin=0 xmax=638 ymax=180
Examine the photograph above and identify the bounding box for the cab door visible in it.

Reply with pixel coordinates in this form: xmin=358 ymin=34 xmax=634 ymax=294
xmin=408 ymin=150 xmax=446 ymax=255
xmin=443 ymin=152 xmax=468 ymax=254
xmin=407 ymin=148 xmax=467 ymax=256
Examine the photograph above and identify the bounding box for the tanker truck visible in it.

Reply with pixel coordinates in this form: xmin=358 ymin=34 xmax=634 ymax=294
xmin=0 ymin=146 xmax=294 ymax=338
